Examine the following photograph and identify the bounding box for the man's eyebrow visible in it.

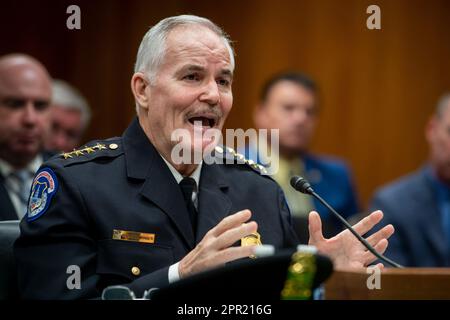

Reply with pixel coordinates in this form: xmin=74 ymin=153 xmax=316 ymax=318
xmin=178 ymin=64 xmax=205 ymax=73
xmin=177 ymin=65 xmax=233 ymax=77
xmin=220 ymin=69 xmax=233 ymax=78
xmin=2 ymin=95 xmax=23 ymax=100
xmin=1 ymin=96 xmax=25 ymax=103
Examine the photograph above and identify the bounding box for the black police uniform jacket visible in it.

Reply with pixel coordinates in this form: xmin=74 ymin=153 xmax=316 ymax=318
xmin=14 ymin=118 xmax=299 ymax=299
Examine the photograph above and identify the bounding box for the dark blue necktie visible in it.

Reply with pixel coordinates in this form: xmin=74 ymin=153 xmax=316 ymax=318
xmin=179 ymin=177 xmax=198 ymax=235
xmin=10 ymin=170 xmax=31 ymax=205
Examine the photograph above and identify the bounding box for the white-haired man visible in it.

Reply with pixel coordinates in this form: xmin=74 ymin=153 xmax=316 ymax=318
xmin=15 ymin=15 xmax=394 ymax=299
xmin=44 ymin=79 xmax=91 ymax=152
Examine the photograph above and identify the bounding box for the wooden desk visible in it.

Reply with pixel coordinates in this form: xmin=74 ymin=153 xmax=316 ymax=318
xmin=325 ymin=268 xmax=450 ymax=299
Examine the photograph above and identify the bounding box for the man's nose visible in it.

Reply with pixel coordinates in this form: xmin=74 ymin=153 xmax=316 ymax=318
xmin=22 ymin=102 xmax=38 ymax=126
xmin=200 ymin=79 xmax=220 ymax=106
xmin=293 ymin=109 xmax=309 ymax=124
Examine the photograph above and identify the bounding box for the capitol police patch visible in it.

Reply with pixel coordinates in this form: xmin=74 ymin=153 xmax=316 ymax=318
xmin=27 ymin=167 xmax=58 ymax=222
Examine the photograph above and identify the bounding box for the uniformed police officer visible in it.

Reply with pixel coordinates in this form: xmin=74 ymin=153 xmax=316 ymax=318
xmin=14 ymin=15 xmax=394 ymax=299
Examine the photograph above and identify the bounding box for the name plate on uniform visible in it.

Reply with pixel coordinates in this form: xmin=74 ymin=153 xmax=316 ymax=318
xmin=112 ymin=229 xmax=155 ymax=244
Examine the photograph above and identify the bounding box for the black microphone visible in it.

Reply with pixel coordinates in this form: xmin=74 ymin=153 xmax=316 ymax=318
xmin=290 ymin=176 xmax=403 ymax=268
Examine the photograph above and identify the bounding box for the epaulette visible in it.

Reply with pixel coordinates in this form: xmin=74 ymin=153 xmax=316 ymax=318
xmin=213 ymin=145 xmax=268 ymax=175
xmin=57 ymin=138 xmax=123 ymax=165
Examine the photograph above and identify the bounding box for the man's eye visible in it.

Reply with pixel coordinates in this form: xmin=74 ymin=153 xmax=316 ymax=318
xmin=217 ymin=79 xmax=230 ymax=87
xmin=306 ymin=108 xmax=316 ymax=117
xmin=34 ymin=101 xmax=49 ymax=111
xmin=3 ymin=99 xmax=25 ymax=109
xmin=183 ymin=74 xmax=200 ymax=81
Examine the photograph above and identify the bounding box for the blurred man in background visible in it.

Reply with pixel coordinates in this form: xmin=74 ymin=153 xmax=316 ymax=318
xmin=0 ymin=54 xmax=52 ymax=220
xmin=44 ymin=79 xmax=91 ymax=152
xmin=248 ymin=72 xmax=360 ymax=243
xmin=370 ymin=93 xmax=450 ymax=267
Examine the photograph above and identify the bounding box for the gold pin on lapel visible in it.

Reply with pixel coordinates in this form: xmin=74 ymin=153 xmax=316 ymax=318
xmin=112 ymin=229 xmax=155 ymax=244
xmin=241 ymin=231 xmax=262 ymax=258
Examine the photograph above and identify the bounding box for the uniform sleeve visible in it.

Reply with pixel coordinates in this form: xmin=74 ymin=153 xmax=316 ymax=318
xmin=14 ymin=164 xmax=169 ymax=299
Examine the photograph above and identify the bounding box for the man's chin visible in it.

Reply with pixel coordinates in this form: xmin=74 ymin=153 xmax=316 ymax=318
xmin=3 ymin=147 xmax=40 ymax=167
xmin=15 ymin=138 xmax=41 ymax=151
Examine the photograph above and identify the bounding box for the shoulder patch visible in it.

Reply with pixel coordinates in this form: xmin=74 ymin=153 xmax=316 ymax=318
xmin=27 ymin=167 xmax=58 ymax=222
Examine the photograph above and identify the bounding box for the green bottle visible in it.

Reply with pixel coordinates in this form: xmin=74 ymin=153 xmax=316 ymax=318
xmin=281 ymin=245 xmax=317 ymax=300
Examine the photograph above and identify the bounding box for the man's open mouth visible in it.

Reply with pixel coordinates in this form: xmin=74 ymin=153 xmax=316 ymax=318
xmin=188 ymin=115 xmax=218 ymax=128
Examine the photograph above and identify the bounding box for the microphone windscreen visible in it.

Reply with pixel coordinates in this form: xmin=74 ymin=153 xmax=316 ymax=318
xmin=290 ymin=176 xmax=301 ymax=190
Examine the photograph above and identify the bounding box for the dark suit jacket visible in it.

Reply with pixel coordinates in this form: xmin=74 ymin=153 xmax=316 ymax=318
xmin=0 ymin=152 xmax=53 ymax=221
xmin=369 ymin=167 xmax=449 ymax=267
xmin=14 ymin=118 xmax=299 ymax=299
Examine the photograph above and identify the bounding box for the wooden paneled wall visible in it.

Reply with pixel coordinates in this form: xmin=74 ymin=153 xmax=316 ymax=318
xmin=2 ymin=0 xmax=450 ymax=207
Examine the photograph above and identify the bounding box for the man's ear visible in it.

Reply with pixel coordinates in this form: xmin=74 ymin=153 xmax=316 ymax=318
xmin=131 ymin=72 xmax=150 ymax=111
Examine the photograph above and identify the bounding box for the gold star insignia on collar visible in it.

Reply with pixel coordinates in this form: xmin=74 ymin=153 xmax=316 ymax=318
xmin=94 ymin=143 xmax=107 ymax=150
xmin=256 ymin=164 xmax=268 ymax=175
xmin=60 ymin=143 xmax=108 ymax=159
xmin=233 ymin=149 xmax=268 ymax=175
xmin=214 ymin=146 xmax=267 ymax=174
xmin=73 ymin=149 xmax=84 ymax=156
xmin=83 ymin=146 xmax=95 ymax=154
xmin=61 ymin=152 xmax=73 ymax=159
xmin=227 ymin=147 xmax=237 ymax=155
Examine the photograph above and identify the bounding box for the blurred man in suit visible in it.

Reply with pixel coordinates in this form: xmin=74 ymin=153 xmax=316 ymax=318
xmin=44 ymin=79 xmax=91 ymax=153
xmin=0 ymin=54 xmax=52 ymax=220
xmin=370 ymin=93 xmax=450 ymax=267
xmin=249 ymin=72 xmax=360 ymax=243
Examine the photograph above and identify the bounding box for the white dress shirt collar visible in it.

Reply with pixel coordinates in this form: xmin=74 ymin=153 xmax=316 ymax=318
xmin=160 ymin=155 xmax=202 ymax=187
xmin=0 ymin=155 xmax=43 ymax=178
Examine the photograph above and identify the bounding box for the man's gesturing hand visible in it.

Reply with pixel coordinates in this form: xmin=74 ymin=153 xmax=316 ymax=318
xmin=178 ymin=209 xmax=258 ymax=279
xmin=308 ymin=210 xmax=395 ymax=269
